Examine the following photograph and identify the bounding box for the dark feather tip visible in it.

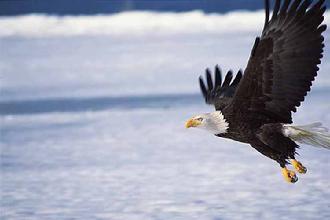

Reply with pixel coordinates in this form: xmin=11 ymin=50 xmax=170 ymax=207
xmin=199 ymin=78 xmax=208 ymax=100
xmin=231 ymin=70 xmax=243 ymax=87
xmin=223 ymin=70 xmax=233 ymax=87
xmin=215 ymin=65 xmax=222 ymax=87
xmin=206 ymin=69 xmax=213 ymax=90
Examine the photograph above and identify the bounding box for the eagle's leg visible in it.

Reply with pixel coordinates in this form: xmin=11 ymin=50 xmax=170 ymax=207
xmin=281 ymin=166 xmax=298 ymax=183
xmin=250 ymin=140 xmax=299 ymax=183
xmin=291 ymin=159 xmax=307 ymax=174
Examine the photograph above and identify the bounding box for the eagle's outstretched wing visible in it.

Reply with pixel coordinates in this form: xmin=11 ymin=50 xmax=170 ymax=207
xmin=231 ymin=0 xmax=327 ymax=123
xmin=199 ymin=65 xmax=242 ymax=110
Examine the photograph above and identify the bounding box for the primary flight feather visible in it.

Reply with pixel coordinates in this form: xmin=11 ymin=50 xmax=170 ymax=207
xmin=186 ymin=0 xmax=329 ymax=183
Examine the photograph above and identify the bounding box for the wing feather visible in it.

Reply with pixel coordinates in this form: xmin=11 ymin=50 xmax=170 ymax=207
xmin=231 ymin=0 xmax=326 ymax=123
xmin=199 ymin=66 xmax=243 ymax=110
xmin=215 ymin=66 xmax=222 ymax=87
xmin=222 ymin=70 xmax=233 ymax=87
xmin=272 ymin=0 xmax=281 ymax=20
xmin=231 ymin=70 xmax=243 ymax=87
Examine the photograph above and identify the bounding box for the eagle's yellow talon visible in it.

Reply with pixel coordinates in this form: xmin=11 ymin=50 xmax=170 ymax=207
xmin=291 ymin=159 xmax=307 ymax=174
xmin=281 ymin=167 xmax=298 ymax=183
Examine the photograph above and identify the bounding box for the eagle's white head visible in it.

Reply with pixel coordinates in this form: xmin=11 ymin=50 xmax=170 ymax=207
xmin=185 ymin=111 xmax=229 ymax=134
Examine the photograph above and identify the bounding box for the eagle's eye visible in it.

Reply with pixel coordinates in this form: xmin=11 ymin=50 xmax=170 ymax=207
xmin=196 ymin=117 xmax=204 ymax=122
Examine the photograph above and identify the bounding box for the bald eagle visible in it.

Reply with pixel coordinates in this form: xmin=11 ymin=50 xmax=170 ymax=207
xmin=186 ymin=0 xmax=330 ymax=183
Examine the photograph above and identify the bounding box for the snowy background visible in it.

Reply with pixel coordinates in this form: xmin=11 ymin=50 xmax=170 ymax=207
xmin=1 ymin=8 xmax=330 ymax=220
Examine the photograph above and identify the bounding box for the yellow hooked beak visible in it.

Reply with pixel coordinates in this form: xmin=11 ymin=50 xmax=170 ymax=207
xmin=185 ymin=118 xmax=202 ymax=128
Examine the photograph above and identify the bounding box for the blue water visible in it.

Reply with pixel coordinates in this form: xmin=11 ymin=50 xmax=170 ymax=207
xmin=0 ymin=0 xmax=266 ymax=16
xmin=0 ymin=94 xmax=199 ymax=115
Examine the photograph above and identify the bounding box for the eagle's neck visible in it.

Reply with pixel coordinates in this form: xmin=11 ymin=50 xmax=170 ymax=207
xmin=205 ymin=111 xmax=229 ymax=135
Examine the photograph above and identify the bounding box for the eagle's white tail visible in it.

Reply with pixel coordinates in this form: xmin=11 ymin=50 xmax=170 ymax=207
xmin=282 ymin=122 xmax=330 ymax=149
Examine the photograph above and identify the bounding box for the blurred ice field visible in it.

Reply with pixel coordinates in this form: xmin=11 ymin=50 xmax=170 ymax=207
xmin=1 ymin=11 xmax=330 ymax=220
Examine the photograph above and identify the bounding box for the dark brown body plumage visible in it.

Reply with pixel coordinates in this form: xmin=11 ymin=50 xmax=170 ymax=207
xmin=199 ymin=0 xmax=327 ymax=167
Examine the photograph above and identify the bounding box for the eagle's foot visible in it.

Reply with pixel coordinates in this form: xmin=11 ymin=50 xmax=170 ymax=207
xmin=281 ymin=167 xmax=298 ymax=183
xmin=291 ymin=159 xmax=307 ymax=174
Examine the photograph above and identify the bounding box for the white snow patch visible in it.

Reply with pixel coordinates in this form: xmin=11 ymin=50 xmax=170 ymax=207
xmin=0 ymin=11 xmax=267 ymax=38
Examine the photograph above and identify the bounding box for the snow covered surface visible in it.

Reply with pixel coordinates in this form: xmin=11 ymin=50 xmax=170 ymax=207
xmin=1 ymin=10 xmax=330 ymax=220
xmin=2 ymin=94 xmax=330 ymax=220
